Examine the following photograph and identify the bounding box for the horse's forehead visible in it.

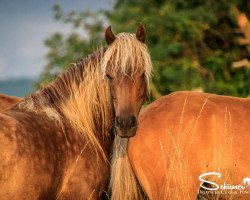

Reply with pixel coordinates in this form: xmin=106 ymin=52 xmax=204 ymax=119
xmin=117 ymin=70 xmax=144 ymax=79
xmin=106 ymin=63 xmax=144 ymax=74
xmin=113 ymin=73 xmax=144 ymax=87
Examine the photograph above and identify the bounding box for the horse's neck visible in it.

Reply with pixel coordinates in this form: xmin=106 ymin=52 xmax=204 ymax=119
xmin=19 ymin=47 xmax=113 ymax=159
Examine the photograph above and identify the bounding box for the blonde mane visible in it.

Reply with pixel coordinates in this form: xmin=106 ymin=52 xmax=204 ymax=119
xmin=18 ymin=33 xmax=152 ymax=160
xmin=101 ymin=33 xmax=152 ymax=85
xmin=19 ymin=47 xmax=112 ymax=159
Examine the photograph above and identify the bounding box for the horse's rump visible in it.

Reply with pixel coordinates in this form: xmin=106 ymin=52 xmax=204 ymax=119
xmin=128 ymin=91 xmax=250 ymax=199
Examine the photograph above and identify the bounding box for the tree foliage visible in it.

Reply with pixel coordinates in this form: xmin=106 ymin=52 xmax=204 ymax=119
xmin=39 ymin=1 xmax=250 ymax=98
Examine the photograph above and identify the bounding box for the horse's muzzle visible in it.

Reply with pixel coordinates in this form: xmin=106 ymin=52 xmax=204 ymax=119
xmin=115 ymin=115 xmax=138 ymax=138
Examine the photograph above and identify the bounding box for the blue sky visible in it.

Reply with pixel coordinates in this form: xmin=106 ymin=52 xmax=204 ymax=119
xmin=0 ymin=0 xmax=112 ymax=80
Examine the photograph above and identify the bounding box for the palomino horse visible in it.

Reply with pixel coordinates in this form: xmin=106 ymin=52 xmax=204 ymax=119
xmin=0 ymin=94 xmax=22 ymax=111
xmin=111 ymin=91 xmax=250 ymax=200
xmin=0 ymin=24 xmax=152 ymax=199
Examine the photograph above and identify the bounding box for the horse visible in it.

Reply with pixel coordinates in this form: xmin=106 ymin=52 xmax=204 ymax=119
xmin=0 ymin=23 xmax=152 ymax=199
xmin=111 ymin=91 xmax=250 ymax=200
xmin=0 ymin=94 xmax=22 ymax=111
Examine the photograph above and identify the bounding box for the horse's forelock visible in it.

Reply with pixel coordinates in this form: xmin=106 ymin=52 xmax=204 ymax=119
xmin=101 ymin=33 xmax=152 ymax=83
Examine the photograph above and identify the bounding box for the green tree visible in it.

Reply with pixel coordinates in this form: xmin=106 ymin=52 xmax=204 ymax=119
xmin=40 ymin=1 xmax=250 ymax=98
xmin=38 ymin=5 xmax=106 ymax=87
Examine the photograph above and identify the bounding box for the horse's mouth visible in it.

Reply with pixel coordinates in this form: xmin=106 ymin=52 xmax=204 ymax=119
xmin=115 ymin=126 xmax=137 ymax=138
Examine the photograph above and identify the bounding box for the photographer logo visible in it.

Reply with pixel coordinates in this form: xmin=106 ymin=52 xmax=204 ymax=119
xmin=198 ymin=172 xmax=250 ymax=195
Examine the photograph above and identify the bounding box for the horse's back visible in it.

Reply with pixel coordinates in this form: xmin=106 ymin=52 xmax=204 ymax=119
xmin=139 ymin=91 xmax=250 ymax=122
xmin=138 ymin=91 xmax=250 ymax=137
xmin=129 ymin=91 xmax=250 ymax=199
xmin=138 ymin=91 xmax=250 ymax=151
xmin=0 ymin=94 xmax=22 ymax=112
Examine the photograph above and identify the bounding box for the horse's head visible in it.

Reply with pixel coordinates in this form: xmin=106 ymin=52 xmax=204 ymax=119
xmin=102 ymin=23 xmax=152 ymax=138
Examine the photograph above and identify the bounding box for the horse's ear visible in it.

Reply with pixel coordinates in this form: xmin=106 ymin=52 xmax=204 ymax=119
xmin=136 ymin=23 xmax=146 ymax=43
xmin=105 ymin=26 xmax=116 ymax=45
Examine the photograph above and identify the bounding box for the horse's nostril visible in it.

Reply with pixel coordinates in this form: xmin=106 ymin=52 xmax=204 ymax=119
xmin=116 ymin=116 xmax=136 ymax=128
xmin=130 ymin=116 xmax=136 ymax=127
xmin=116 ymin=116 xmax=122 ymax=126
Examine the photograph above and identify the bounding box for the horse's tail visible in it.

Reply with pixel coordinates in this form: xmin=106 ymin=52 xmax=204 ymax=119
xmin=109 ymin=136 xmax=146 ymax=200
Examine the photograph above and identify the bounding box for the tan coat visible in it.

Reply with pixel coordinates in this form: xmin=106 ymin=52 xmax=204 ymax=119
xmin=129 ymin=91 xmax=250 ymax=199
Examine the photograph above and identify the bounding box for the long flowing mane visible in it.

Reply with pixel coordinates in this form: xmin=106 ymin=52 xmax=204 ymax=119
xmin=19 ymin=47 xmax=112 ymax=158
xmin=18 ymin=33 xmax=152 ymax=160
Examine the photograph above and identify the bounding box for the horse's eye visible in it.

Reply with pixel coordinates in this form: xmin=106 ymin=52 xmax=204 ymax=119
xmin=106 ymin=74 xmax=113 ymax=80
xmin=141 ymin=73 xmax=146 ymax=79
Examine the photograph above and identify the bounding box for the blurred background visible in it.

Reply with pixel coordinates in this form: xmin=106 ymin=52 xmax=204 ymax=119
xmin=0 ymin=0 xmax=249 ymax=99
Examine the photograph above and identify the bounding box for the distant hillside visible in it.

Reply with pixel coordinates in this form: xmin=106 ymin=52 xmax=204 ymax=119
xmin=0 ymin=78 xmax=35 ymax=97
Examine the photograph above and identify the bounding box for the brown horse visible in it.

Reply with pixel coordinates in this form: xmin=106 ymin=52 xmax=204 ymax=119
xmin=0 ymin=94 xmax=22 ymax=111
xmin=0 ymin=24 xmax=152 ymax=200
xmin=111 ymin=91 xmax=250 ymax=200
